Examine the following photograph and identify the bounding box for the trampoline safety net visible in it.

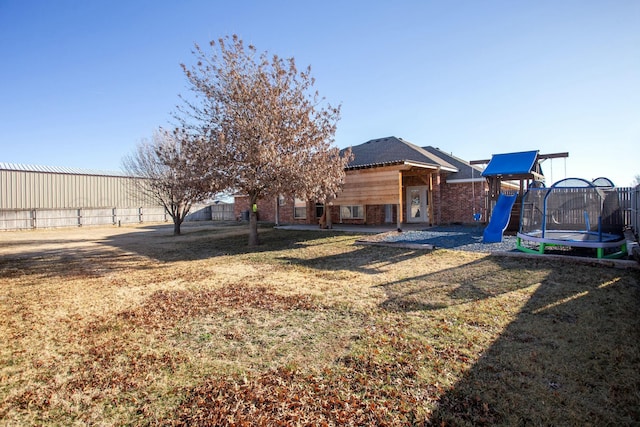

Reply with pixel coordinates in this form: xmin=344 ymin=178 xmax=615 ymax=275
xmin=520 ymin=179 xmax=624 ymax=239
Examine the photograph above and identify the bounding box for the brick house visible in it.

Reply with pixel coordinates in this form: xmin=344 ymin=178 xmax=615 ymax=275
xmin=234 ymin=136 xmax=496 ymax=228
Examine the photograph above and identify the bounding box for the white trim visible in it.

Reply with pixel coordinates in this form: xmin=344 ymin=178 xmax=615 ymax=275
xmin=445 ymin=178 xmax=487 ymax=184
xmin=293 ymin=198 xmax=307 ymax=219
xmin=447 ymin=177 xmax=519 ymax=190
xmin=403 ymin=161 xmax=458 ymax=173
xmin=339 ymin=205 xmax=364 ymax=220
xmin=406 ymin=185 xmax=429 ymax=223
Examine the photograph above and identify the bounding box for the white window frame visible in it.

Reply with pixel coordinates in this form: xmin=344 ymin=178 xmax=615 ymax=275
xmin=294 ymin=198 xmax=307 ymax=219
xmin=340 ymin=205 xmax=364 ymax=220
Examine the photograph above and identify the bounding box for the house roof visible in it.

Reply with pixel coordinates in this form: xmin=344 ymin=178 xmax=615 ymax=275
xmin=481 ymin=150 xmax=540 ymax=177
xmin=421 ymin=147 xmax=484 ymax=182
xmin=343 ymin=137 xmax=458 ymax=172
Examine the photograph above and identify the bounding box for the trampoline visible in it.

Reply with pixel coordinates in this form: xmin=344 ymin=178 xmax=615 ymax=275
xmin=516 ymin=177 xmax=627 ymax=259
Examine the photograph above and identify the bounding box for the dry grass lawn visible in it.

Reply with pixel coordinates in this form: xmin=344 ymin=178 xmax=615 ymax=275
xmin=0 ymin=222 xmax=639 ymax=426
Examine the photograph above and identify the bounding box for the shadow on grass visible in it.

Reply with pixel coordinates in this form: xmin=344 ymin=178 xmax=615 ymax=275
xmin=429 ymin=259 xmax=640 ymax=425
xmin=0 ymin=223 xmax=375 ymax=280
xmin=277 ymin=243 xmax=429 ymax=275
xmin=376 ymin=256 xmax=538 ymax=311
xmin=0 ymin=223 xmax=361 ymax=280
xmin=0 ymin=223 xmax=438 ymax=284
xmin=98 ymin=223 xmax=362 ymax=261
xmin=0 ymin=222 xmax=234 ymax=279
xmin=100 ymin=223 xmax=431 ymax=272
xmin=99 ymin=222 xmax=269 ymax=261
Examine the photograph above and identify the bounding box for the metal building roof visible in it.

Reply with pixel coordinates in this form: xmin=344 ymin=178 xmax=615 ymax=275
xmin=0 ymin=162 xmax=127 ymax=177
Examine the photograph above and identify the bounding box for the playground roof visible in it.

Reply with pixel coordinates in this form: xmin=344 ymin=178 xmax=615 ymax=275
xmin=481 ymin=150 xmax=539 ymax=177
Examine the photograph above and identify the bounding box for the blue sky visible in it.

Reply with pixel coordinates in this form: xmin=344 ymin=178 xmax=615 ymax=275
xmin=1 ymin=0 xmax=638 ymax=185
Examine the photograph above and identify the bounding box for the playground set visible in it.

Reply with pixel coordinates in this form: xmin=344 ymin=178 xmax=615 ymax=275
xmin=472 ymin=150 xmax=627 ymax=259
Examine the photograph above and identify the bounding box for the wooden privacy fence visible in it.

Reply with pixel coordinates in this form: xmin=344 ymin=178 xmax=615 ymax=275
xmin=210 ymin=203 xmax=235 ymax=221
xmin=617 ymin=186 xmax=640 ymax=239
xmin=0 ymin=203 xmax=235 ymax=231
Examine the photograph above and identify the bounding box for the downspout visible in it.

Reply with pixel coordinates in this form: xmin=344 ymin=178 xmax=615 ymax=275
xmin=435 ymin=171 xmax=441 ymax=226
xmin=429 ymin=171 xmax=435 ymax=226
xmin=397 ymin=170 xmax=403 ymax=232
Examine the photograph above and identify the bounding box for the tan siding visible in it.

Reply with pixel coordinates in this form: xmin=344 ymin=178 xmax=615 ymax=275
xmin=9 ymin=172 xmax=15 ymax=208
xmin=334 ymin=168 xmax=402 ymax=205
xmin=0 ymin=169 xmax=160 ymax=210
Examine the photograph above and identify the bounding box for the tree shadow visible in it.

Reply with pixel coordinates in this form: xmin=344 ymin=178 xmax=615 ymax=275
xmin=0 ymin=224 xmax=351 ymax=279
xmin=0 ymin=244 xmax=153 ymax=281
xmin=376 ymin=256 xmax=538 ymax=312
xmin=429 ymin=261 xmax=640 ymax=425
xmin=277 ymin=243 xmax=431 ymax=275
xmin=97 ymin=223 xmax=357 ymax=262
xmin=279 ymin=251 xmax=542 ymax=310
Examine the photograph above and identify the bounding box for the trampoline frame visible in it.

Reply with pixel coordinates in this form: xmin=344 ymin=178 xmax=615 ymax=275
xmin=516 ymin=177 xmax=626 ymax=259
xmin=516 ymin=230 xmax=627 ymax=259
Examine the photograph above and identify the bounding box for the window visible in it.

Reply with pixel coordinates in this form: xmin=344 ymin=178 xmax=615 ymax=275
xmin=278 ymin=195 xmax=286 ymax=206
xmin=294 ymin=198 xmax=307 ymax=219
xmin=340 ymin=205 xmax=364 ymax=220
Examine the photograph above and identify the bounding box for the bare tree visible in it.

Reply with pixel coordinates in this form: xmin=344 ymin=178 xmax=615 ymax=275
xmin=122 ymin=128 xmax=217 ymax=235
xmin=178 ymin=35 xmax=352 ymax=245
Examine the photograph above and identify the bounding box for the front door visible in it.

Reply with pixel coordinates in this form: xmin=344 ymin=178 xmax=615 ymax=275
xmin=406 ymin=186 xmax=429 ymax=223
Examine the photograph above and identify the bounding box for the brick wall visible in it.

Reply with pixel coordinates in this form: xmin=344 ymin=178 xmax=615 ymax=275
xmin=441 ymin=182 xmax=488 ymax=224
xmin=431 ymin=174 xmax=442 ymax=225
xmin=233 ymin=195 xmax=321 ymax=225
xmin=233 ymin=176 xmax=491 ymax=226
xmin=439 ymin=181 xmax=486 ymax=224
xmin=366 ymin=205 xmax=385 ymax=225
xmin=233 ymin=196 xmax=250 ymax=221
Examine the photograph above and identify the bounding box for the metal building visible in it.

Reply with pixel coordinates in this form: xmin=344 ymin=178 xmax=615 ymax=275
xmin=0 ymin=163 xmax=165 ymax=230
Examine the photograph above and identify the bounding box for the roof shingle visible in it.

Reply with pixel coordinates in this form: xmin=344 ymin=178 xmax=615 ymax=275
xmin=421 ymin=147 xmax=485 ymax=181
xmin=342 ymin=137 xmax=457 ymax=171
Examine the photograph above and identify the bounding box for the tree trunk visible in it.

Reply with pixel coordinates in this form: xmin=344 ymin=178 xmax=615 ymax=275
xmin=171 ymin=203 xmax=190 ymax=236
xmin=172 ymin=211 xmax=183 ymax=235
xmin=248 ymin=193 xmax=260 ymax=246
xmin=248 ymin=210 xmax=259 ymax=245
xmin=169 ymin=206 xmax=182 ymax=236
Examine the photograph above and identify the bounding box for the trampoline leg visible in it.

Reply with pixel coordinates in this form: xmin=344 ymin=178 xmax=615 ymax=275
xmin=602 ymin=243 xmax=627 ymax=259
xmin=539 ymin=243 xmax=545 ymax=254
xmin=597 ymin=247 xmax=603 ymax=259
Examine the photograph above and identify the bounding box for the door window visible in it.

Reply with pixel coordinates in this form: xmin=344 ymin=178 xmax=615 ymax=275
xmin=406 ymin=186 xmax=429 ymax=223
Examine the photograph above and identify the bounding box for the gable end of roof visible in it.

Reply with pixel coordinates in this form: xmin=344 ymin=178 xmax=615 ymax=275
xmin=344 ymin=137 xmax=457 ymax=172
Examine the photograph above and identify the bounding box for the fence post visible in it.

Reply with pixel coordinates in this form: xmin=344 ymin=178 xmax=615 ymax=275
xmin=633 ymin=186 xmax=640 ymax=239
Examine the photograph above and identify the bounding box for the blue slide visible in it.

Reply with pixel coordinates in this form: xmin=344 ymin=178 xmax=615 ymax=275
xmin=483 ymin=193 xmax=518 ymax=243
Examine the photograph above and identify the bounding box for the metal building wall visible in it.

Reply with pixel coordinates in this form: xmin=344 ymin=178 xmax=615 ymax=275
xmin=0 ymin=168 xmax=158 ymax=210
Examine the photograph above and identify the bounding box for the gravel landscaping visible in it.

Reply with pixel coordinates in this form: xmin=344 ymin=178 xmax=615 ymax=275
xmin=381 ymin=225 xmax=519 ymax=253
